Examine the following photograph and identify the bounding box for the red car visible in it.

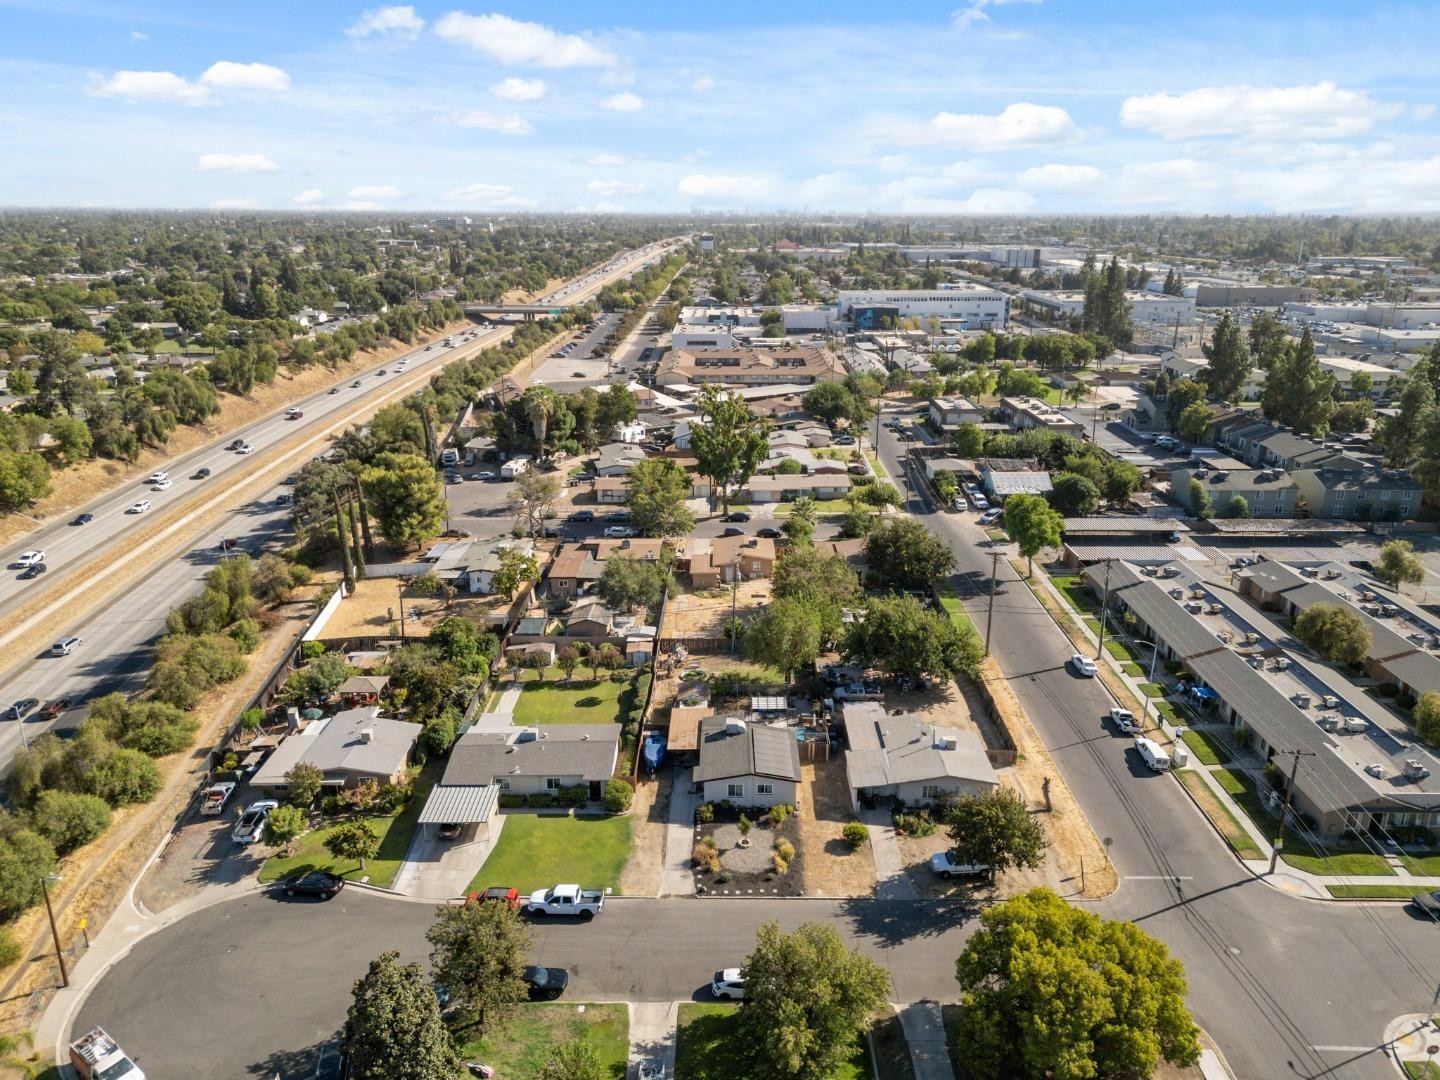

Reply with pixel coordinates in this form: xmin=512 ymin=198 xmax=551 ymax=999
xmin=467 ymin=887 xmax=520 ymax=911
xmin=43 ymin=698 xmax=73 ymax=718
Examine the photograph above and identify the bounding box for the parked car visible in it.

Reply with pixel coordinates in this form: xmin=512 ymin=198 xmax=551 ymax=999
xmin=567 ymin=510 xmax=595 ymax=522
xmin=7 ymin=698 xmax=38 ymax=720
xmin=71 ymin=513 xmax=94 ymax=526
xmin=19 ymin=562 xmax=47 ymax=579
xmin=847 ymin=463 xmax=869 ymax=476
xmin=930 ymin=852 xmax=989 ymax=878
xmin=833 ymin=434 xmax=857 ymax=446
xmin=831 ymin=683 xmax=883 ymax=702
xmin=467 ymin=886 xmax=521 ymax=910
xmin=232 ymin=800 xmax=279 ymax=844
xmin=950 ymin=495 xmax=967 ymax=512
xmin=437 ymin=822 xmax=463 ymax=840
xmin=281 ymin=871 xmax=345 ymax=900
xmin=1135 ymin=736 xmax=1172 ymax=772
xmin=1069 ymin=653 xmax=1098 ymax=677
xmin=757 ymin=527 xmax=782 ymax=539
xmin=722 ymin=511 xmax=750 ymax=522
xmin=720 ymin=527 xmax=745 ymax=537
xmin=199 ymin=781 xmax=237 ymax=816
xmin=970 ymin=493 xmax=991 ymax=510
xmin=476 ymin=470 xmax=496 ymax=480
xmin=43 ymin=697 xmax=73 ymax=718
xmin=524 ymin=884 xmax=605 ymax=919
xmin=1412 ymin=890 xmax=1440 ymax=922
xmin=523 ymin=965 xmax=570 ymax=1000
xmin=15 ymin=550 xmax=44 ymax=567
xmin=978 ymin=509 xmax=1003 ymax=526
xmin=1109 ymin=707 xmax=1142 ymax=735
xmin=710 ymin=968 xmax=747 ymax=999
xmin=603 ymin=526 xmax=636 ymax=539
xmin=603 ymin=511 xmax=633 ymax=522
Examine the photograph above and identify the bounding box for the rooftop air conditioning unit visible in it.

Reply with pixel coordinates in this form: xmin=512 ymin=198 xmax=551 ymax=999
xmin=1323 ymin=569 xmax=1342 ymax=580
xmin=726 ymin=718 xmax=746 ymax=735
xmin=1170 ymin=588 xmax=1185 ymax=599
xmin=935 ymin=736 xmax=957 ymax=751
xmin=1301 ymin=566 xmax=1319 ymax=577
xmin=1273 ymin=657 xmax=1291 ymax=670
xmin=1322 ymin=695 xmax=1339 ymax=709
xmin=1406 ymin=759 xmax=1431 ymax=781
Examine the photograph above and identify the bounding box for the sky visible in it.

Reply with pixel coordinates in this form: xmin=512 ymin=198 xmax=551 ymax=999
xmin=1 ymin=0 xmax=1438 ymax=214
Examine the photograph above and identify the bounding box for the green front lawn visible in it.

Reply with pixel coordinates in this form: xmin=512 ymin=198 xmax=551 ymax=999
xmin=467 ymin=813 xmax=632 ymax=895
xmin=258 ymin=761 xmax=440 ymax=889
xmin=1401 ymin=853 xmax=1440 ymax=877
xmin=1405 ymin=1061 xmax=1440 ymax=1079
xmin=675 ymin=1004 xmax=872 ymax=1080
xmin=1104 ymin=639 xmax=1136 ymax=663
xmin=935 ymin=581 xmax=976 ymax=634
xmin=1179 ymin=728 xmax=1231 ymax=766
xmin=511 ymin=672 xmax=630 ymax=725
xmin=1175 ymin=770 xmax=1263 ymax=860
xmin=1329 ymin=884 xmax=1422 ymax=899
xmin=454 ymin=1003 xmax=628 ymax=1079
xmin=1050 ymin=575 xmax=1099 ymax=613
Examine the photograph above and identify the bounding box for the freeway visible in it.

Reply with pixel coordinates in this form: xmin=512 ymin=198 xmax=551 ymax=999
xmin=873 ymin=412 xmax=1440 ymax=1080
xmin=0 ymin=240 xmax=678 ymax=764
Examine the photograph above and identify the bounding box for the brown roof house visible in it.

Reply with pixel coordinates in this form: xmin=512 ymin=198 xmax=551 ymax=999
xmin=687 ymin=535 xmax=777 ymax=588
xmin=337 ymin=675 xmax=389 ymax=708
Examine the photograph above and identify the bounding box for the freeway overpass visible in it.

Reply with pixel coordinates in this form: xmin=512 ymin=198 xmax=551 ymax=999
xmin=462 ymin=302 xmax=587 ymax=320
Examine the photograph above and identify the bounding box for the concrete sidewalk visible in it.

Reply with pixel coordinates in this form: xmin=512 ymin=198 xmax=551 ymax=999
xmin=861 ymin=807 xmax=918 ymax=900
xmin=660 ymin=768 xmax=697 ymax=897
xmin=628 ymin=1001 xmax=678 ymax=1078
xmin=897 ymin=1002 xmax=956 ymax=1080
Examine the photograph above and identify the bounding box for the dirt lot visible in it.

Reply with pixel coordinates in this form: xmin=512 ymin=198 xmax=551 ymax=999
xmin=794 ymin=757 xmax=875 ymax=897
xmin=317 ymin=576 xmax=518 ymax=642
xmin=661 ymin=581 xmax=772 ymax=641
xmin=620 ymin=770 xmax=670 ymax=897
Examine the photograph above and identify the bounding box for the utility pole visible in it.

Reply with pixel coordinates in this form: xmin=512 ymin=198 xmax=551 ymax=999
xmin=1094 ymin=558 xmax=1113 ymax=660
xmin=984 ymin=552 xmax=1000 ymax=655
xmin=397 ymin=582 xmax=407 ymax=643
xmin=41 ymin=874 xmax=67 ymax=988
xmin=1267 ymin=749 xmax=1317 ymax=875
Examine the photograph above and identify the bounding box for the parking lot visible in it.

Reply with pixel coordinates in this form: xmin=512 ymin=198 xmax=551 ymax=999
xmin=528 ymin=312 xmax=621 ymax=393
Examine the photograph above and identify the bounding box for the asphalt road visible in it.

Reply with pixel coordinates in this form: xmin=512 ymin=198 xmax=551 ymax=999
xmin=0 ymin=243 xmax=677 ymax=762
xmin=873 ymin=413 xmax=1440 ymax=1080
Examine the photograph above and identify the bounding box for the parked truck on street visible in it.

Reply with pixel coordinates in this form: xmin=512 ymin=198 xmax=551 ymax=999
xmin=70 ymin=1026 xmax=146 ymax=1080
xmin=524 ymin=883 xmax=606 ymax=919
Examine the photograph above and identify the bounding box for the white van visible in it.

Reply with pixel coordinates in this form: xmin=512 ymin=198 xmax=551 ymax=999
xmin=1135 ymin=736 xmax=1171 ymax=772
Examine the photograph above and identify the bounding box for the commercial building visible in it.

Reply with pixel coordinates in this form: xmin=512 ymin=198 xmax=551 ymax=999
xmin=656 ymin=347 xmax=844 ymax=388
xmin=835 ymin=289 xmax=1009 ymax=330
xmin=1194 ymin=284 xmax=1313 ymax=307
xmin=1021 ymin=290 xmax=1195 ymax=326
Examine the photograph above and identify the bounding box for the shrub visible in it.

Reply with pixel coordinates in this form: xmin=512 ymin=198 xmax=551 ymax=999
xmin=321 ymin=794 xmax=344 ymax=816
xmin=87 ymin=748 xmax=162 ymax=806
xmin=301 ymin=640 xmax=326 ymax=661
xmin=263 ymin=804 xmax=307 ymax=848
xmin=499 ymin=794 xmax=527 ymax=809
xmin=842 ymin=821 xmax=870 ymax=849
xmin=0 ymin=926 xmax=20 ymax=969
xmin=603 ymin=779 xmax=634 ymax=813
xmin=372 ymin=783 xmax=408 ymax=815
xmin=696 ymin=802 xmax=715 ymax=823
xmin=559 ymin=785 xmax=588 ymax=807
xmin=767 ymin=803 xmax=794 ymax=826
xmin=527 ymin=793 xmax=556 ymax=809
xmin=0 ymin=830 xmax=57 ymax=920
xmin=228 ymin=617 xmax=261 ymax=654
xmin=737 ymin=815 xmax=753 ymax=838
xmin=341 ymin=779 xmax=380 ymax=812
xmin=30 ymin=791 xmax=112 ymax=855
xmin=692 ymin=842 xmax=721 ymax=873
xmin=770 ymin=851 xmax=790 ymax=875
xmin=773 ymin=839 xmax=796 ymax=862
xmin=240 ymin=706 xmax=265 ymax=731
xmin=286 ymin=762 xmax=324 ymax=808
xmin=894 ymin=811 xmax=936 ymax=837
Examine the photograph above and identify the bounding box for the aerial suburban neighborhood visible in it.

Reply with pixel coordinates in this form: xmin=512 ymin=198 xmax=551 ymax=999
xmin=0 ymin=3 xmax=1439 ymax=1080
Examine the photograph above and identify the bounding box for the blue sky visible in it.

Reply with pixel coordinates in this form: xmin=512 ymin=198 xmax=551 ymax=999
xmin=2 ymin=0 xmax=1437 ymax=212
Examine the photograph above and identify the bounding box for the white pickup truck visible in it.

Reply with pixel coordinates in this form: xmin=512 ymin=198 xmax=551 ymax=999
xmin=524 ymin=883 xmax=606 ymax=919
xmin=930 ymin=852 xmax=989 ymax=879
xmin=70 ymin=1026 xmax=146 ymax=1080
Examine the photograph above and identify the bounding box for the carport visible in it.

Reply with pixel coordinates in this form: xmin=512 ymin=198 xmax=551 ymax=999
xmin=416 ymin=782 xmax=500 ymax=842
xmin=396 ymin=782 xmax=505 ymax=899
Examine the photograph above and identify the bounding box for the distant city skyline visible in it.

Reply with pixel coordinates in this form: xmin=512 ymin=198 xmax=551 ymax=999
xmin=1 ymin=0 xmax=1436 ymax=212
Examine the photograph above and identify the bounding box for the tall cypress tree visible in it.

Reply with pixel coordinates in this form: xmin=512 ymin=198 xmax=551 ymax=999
xmin=1201 ymin=313 xmax=1252 ymax=403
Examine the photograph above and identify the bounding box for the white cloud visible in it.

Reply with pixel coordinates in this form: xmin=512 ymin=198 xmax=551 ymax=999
xmin=453 ymin=110 xmax=534 ymax=136
xmin=89 ymin=70 xmax=212 ymax=106
xmin=491 ymin=77 xmax=545 ymax=101
xmin=348 ymin=184 xmax=404 ymax=199
xmin=293 ymin=189 xmax=326 ymax=205
xmin=951 ymin=0 xmax=1042 ymax=30
xmin=1120 ymin=81 xmax=1403 ymax=140
xmin=129 ymin=30 xmax=147 ymax=42
xmin=446 ymin=182 xmax=537 ymax=208
xmin=883 ymin=102 xmax=1077 ymax=149
xmin=197 ymin=152 xmax=279 ymax=173
xmin=342 ymin=201 xmax=382 ymax=211
xmin=346 ymin=5 xmax=425 ymax=40
xmin=199 ymin=61 xmax=291 ymax=94
xmin=677 ymin=174 xmax=772 ymax=202
xmin=692 ymin=75 xmax=714 ymax=92
xmin=587 ymin=179 xmax=645 ymax=196
xmin=601 ymin=92 xmax=643 ymax=113
xmin=1016 ymin=162 xmax=1103 ymax=191
xmin=587 ymin=153 xmax=626 ymax=166
xmin=433 ymin=12 xmax=615 ymax=68
xmin=1412 ymin=103 xmax=1436 ymax=122
xmin=212 ymin=197 xmax=262 ymax=210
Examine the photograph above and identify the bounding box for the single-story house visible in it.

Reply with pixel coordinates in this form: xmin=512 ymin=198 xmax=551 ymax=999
xmin=446 ymin=724 xmax=619 ymax=800
xmin=687 ymin=535 xmax=777 ymax=588
xmin=464 ymin=539 xmax=536 ymax=595
xmin=693 ymin=717 xmax=801 ymax=808
xmin=337 ymin=675 xmax=389 ymax=708
xmin=566 ymin=597 xmax=617 ymax=637
xmin=595 ymin=476 xmax=630 ymax=504
xmin=745 ymin=474 xmax=852 ymax=502
xmin=842 ymin=702 xmax=998 ymax=811
xmin=252 ymin=707 xmax=419 ymax=797
xmin=595 ymin=442 xmax=647 ymax=477
xmin=545 ymin=538 xmax=669 ymax=600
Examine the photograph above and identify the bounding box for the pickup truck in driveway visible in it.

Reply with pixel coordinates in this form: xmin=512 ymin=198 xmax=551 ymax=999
xmin=524 ymin=883 xmax=605 ymax=919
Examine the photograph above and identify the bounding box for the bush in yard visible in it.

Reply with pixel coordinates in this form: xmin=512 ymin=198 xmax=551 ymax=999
xmin=240 ymin=706 xmax=265 ymax=732
xmin=692 ymin=842 xmax=721 ymax=873
xmin=29 ymin=791 xmax=111 ymax=856
xmin=286 ymin=762 xmax=325 ymax=808
xmin=324 ymin=820 xmax=380 ymax=871
xmin=499 ymin=794 xmax=526 ymax=809
xmin=738 ymin=815 xmax=753 ymax=838
xmin=774 ymin=838 xmax=796 ymax=862
xmin=842 ymin=821 xmax=869 ymax=849
xmin=696 ymin=802 xmax=715 ymax=823
xmin=894 ymin=811 xmax=936 ymax=837
xmin=419 ymin=711 xmax=457 ymax=761
xmin=603 ymin=779 xmax=634 ymax=813
xmin=771 ymin=851 xmax=790 ymax=875
xmin=301 ymin=640 xmax=326 ymax=661
xmin=539 ymin=1038 xmax=605 ymax=1080
xmin=527 ymin=793 xmax=555 ymax=809
xmin=767 ymin=803 xmax=793 ymax=826
xmin=264 ymin=804 xmax=307 ymax=848
xmin=559 ymin=785 xmax=588 ymax=807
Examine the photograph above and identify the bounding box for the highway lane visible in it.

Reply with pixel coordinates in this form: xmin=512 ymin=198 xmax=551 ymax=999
xmin=875 ymin=413 xmax=1440 ymax=1079
xmin=0 ymin=242 xmax=678 ymax=624
xmin=0 ymin=242 xmax=678 ymax=760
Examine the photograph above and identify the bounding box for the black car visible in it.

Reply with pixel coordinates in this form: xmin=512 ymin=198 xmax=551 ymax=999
xmin=720 ymin=527 xmax=744 ymax=537
xmin=567 ymin=510 xmax=595 ymax=522
xmin=523 ymin=964 xmax=569 ymax=1000
xmin=7 ymin=698 xmax=39 ymax=720
xmin=194 ymin=467 xmax=212 ymax=480
xmin=281 ymin=871 xmax=345 ymax=900
xmin=19 ymin=562 xmax=47 ymax=579
xmin=1349 ymin=559 xmax=1376 ymax=575
xmin=276 ymin=493 xmax=292 ymax=505
xmin=1413 ymin=890 xmax=1440 ymax=921
xmin=72 ymin=513 xmax=94 ymax=526
xmin=722 ymin=511 xmax=750 ymax=523
xmin=756 ymin=527 xmax=782 ymax=539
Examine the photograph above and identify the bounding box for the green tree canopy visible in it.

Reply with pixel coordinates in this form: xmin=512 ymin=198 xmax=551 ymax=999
xmin=627 ymin=457 xmax=695 ymax=538
xmin=426 ymin=895 xmax=532 ymax=1030
xmin=598 ymin=553 xmax=669 ymax=614
xmin=690 ymin=386 xmax=768 ymax=514
xmin=746 ymin=598 xmax=828 ymax=682
xmin=1375 ymin=539 xmax=1426 ymax=591
xmin=1200 ymin=312 xmax=1252 ymax=403
xmin=1003 ymin=493 xmax=1063 ymax=576
xmin=1046 ymin=472 xmax=1100 ymax=517
xmin=361 ymin=452 xmax=447 ymax=547
xmin=844 ymin=594 xmax=983 ymax=681
xmin=344 ymin=951 xmax=460 ymax=1080
xmin=943 ymin=788 xmax=1046 ymax=879
xmin=1293 ymin=602 xmax=1371 ymax=666
xmin=862 ymin=518 xmax=955 ymax=588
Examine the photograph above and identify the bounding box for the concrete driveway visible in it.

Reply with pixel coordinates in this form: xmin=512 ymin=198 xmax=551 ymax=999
xmin=391 ymin=816 xmax=506 ymax=900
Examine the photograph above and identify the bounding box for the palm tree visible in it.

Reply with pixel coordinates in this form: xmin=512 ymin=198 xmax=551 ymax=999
xmin=0 ymin=1030 xmax=40 ymax=1079
xmin=523 ymin=386 xmax=556 ymax=462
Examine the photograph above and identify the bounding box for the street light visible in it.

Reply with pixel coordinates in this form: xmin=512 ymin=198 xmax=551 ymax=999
xmin=41 ymin=873 xmax=67 ymax=987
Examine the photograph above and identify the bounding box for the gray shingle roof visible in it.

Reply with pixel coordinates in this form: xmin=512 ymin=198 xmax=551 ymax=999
xmin=443 ymin=726 xmax=620 ymax=784
xmin=693 ymin=718 xmax=801 ymax=783
xmin=843 ymin=702 xmax=997 ymax=790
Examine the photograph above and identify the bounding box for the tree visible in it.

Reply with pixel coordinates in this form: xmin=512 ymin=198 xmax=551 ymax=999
xmin=48 ymin=415 xmax=92 ymax=464
xmin=598 ymin=554 xmax=668 ymax=614
xmin=508 ymin=469 xmax=564 ymax=537
xmin=286 ymin=762 xmax=325 ymax=807
xmin=690 ymin=385 xmax=768 ymax=514
xmin=0 ymin=450 xmax=51 ymax=512
xmin=1101 ymin=458 xmax=1144 ymax=505
xmin=955 ymin=888 xmax=1200 ymax=1080
xmin=952 ymin=422 xmax=985 ymax=457
xmin=1200 ymin=313 xmax=1252 ymax=403
xmin=1416 ymin=691 xmax=1440 ymax=748
xmin=772 ymin=547 xmax=861 ymax=609
xmin=1293 ymin=602 xmax=1371 ymax=666
xmin=1003 ymin=494 xmax=1063 ymax=576
xmin=1161 ymin=378 xmax=1207 ymax=431
xmin=294 ymin=653 xmax=350 ymax=702
xmin=426 ymin=895 xmax=532 ymax=1030
xmin=264 ymin=804 xmax=307 ymax=847
xmin=0 ymin=830 xmax=56 ymax=921
xmin=361 ymin=452 xmax=447 ymax=547
xmin=491 ymin=545 xmax=540 ymax=599
xmin=863 ymin=519 xmax=955 ymax=589
xmin=746 ymin=598 xmax=827 ymax=682
xmin=1176 ymin=401 xmax=1213 ymax=442
xmin=1378 ymin=361 xmax=1436 ymax=467
xmin=522 ymin=385 xmax=559 ymax=461
xmin=344 ymin=951 xmax=460 ymax=1080
xmin=429 ymin=616 xmax=496 ymax=677
xmin=324 ymin=820 xmax=380 ymax=870
xmin=627 ymin=458 xmax=695 ymax=537
xmin=1046 ymin=472 xmax=1099 ymax=517
xmin=780 ymin=495 xmax=817 ymax=546
xmin=1248 ymin=310 xmax=1289 ymax=370
xmin=944 ymin=788 xmax=1046 ymax=880
xmin=556 ymin=645 xmax=580 ymax=682
xmin=802 ymin=381 xmax=865 ymax=427
xmin=839 ymin=501 xmax=878 ymax=539
xmin=1376 ymin=539 xmax=1426 ymax=592
xmin=1186 ymin=477 xmax=1212 ymax=518
xmin=737 ymin=921 xmax=889 ymax=1080
xmin=1226 ymin=494 xmax=1250 ymax=518
xmin=28 ymin=791 xmax=111 ymax=856
xmin=1261 ymin=330 xmax=1335 ymax=434
xmin=538 ymin=1039 xmax=605 ymax=1080
xmin=844 ymin=594 xmax=984 ymax=680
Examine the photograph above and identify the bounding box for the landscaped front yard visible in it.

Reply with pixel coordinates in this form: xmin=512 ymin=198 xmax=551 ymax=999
xmin=466 ymin=812 xmax=633 ymax=895
xmin=454 ymin=1002 xmax=628 ymax=1079
xmin=675 ymin=1004 xmax=872 ymax=1080
xmin=510 ymin=670 xmax=632 ymax=726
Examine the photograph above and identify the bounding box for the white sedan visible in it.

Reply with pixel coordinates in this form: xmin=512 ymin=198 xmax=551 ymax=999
xmin=128 ymin=500 xmax=151 ymax=514
xmin=148 ymin=471 xmax=169 ymax=484
xmin=1069 ymin=653 xmax=1098 ymax=677
xmin=235 ymin=443 xmax=255 ymax=455
xmin=16 ymin=550 xmax=45 ymax=567
xmin=603 ymin=526 xmax=636 ymax=539
xmin=152 ymin=478 xmax=173 ymax=490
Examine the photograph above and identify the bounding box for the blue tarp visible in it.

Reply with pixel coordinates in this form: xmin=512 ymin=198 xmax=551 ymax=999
xmin=642 ymin=734 xmax=667 ymax=772
xmin=1188 ymin=686 xmax=1219 ymax=703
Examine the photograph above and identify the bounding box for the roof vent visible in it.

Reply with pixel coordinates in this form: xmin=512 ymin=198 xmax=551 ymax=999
xmin=1406 ymin=759 xmax=1431 ymax=781
xmin=360 ymin=728 xmax=374 ymax=744
xmin=1365 ymin=763 xmax=1386 ymax=778
xmin=725 ymin=717 xmax=745 ymax=735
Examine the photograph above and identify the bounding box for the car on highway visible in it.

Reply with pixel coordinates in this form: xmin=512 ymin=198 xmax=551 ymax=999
xmin=571 ymin=371 xmax=586 ymax=378
xmin=328 ymin=386 xmax=340 ymax=394
xmin=232 ymin=800 xmax=279 ymax=845
xmin=276 ymin=492 xmax=292 ymax=505
xmin=1069 ymin=653 xmax=1099 ymax=677
xmin=351 ymin=380 xmax=362 ymax=388
xmin=523 ymin=965 xmax=570 ymax=1000
xmin=19 ymin=562 xmax=47 ymax=580
xmin=194 ymin=467 xmax=211 ymax=479
xmin=15 ymin=550 xmax=45 ymax=568
xmin=51 ymin=636 xmax=82 ymax=656
xmin=227 ymin=439 xmax=246 ymax=450
xmin=235 ymin=443 xmax=255 ymax=455
xmin=603 ymin=526 xmax=637 ymax=539
xmin=284 ymin=408 xmax=303 ymax=420
xmin=7 ymin=698 xmax=39 ymax=720
xmin=720 ymin=527 xmax=745 ymax=537
xmin=722 ymin=511 xmax=750 ymax=523
xmin=710 ymin=968 xmax=747 ymax=1000
xmin=1109 ymin=707 xmax=1142 ymax=735
xmin=43 ymin=698 xmax=73 ymax=718
xmin=148 ymin=471 xmax=168 ymax=484
xmin=280 ymin=871 xmax=345 ymax=900
xmin=127 ymin=500 xmax=151 ymax=514
xmin=377 ymin=368 xmax=387 ymax=376
xmin=1412 ymin=890 xmax=1440 ymax=921
xmin=71 ymin=513 xmax=93 ymax=526
xmin=152 ymin=477 xmax=173 ymax=490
